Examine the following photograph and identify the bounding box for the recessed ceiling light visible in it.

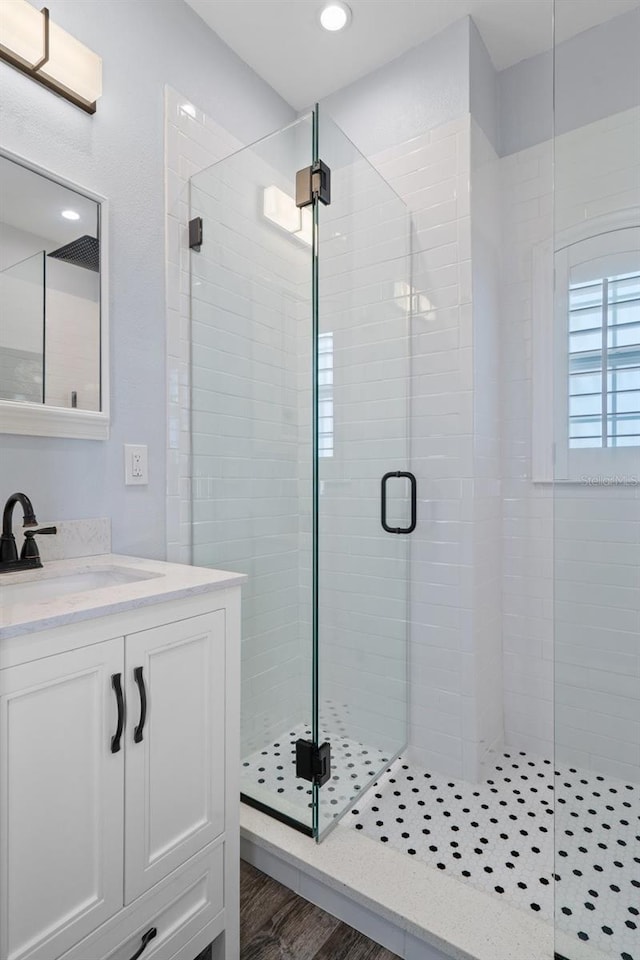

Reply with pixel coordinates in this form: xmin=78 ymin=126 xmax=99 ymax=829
xmin=319 ymin=2 xmax=352 ymax=32
xmin=61 ymin=210 xmax=80 ymax=220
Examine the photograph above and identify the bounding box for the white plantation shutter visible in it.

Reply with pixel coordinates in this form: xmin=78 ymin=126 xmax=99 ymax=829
xmin=568 ymin=270 xmax=640 ymax=448
xmin=533 ymin=216 xmax=640 ymax=481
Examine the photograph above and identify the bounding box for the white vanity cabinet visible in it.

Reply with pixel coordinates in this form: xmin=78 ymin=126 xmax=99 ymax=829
xmin=0 ymin=574 xmax=241 ymax=960
xmin=0 ymin=638 xmax=125 ymax=960
xmin=124 ymin=612 xmax=226 ymax=904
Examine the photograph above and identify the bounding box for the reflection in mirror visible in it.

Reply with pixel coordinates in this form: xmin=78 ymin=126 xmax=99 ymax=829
xmin=0 ymin=155 xmax=101 ymax=412
xmin=0 ymin=250 xmax=44 ymax=402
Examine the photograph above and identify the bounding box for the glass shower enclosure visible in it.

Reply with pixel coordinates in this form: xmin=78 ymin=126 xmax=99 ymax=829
xmin=552 ymin=4 xmax=640 ymax=957
xmin=189 ymin=107 xmax=412 ymax=839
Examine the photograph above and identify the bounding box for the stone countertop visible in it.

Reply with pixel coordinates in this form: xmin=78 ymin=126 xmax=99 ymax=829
xmin=0 ymin=554 xmax=246 ymax=640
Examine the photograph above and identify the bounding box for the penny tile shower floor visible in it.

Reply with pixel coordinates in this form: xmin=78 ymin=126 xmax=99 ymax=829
xmin=241 ymin=707 xmax=392 ymax=826
xmin=348 ymin=753 xmax=639 ymax=960
xmin=242 ymin=732 xmax=639 ymax=960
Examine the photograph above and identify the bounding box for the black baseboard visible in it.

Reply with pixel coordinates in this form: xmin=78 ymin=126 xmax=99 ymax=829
xmin=241 ymin=792 xmax=314 ymax=838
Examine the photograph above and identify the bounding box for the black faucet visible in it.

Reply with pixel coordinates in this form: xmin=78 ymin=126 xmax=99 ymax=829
xmin=0 ymin=493 xmax=57 ymax=573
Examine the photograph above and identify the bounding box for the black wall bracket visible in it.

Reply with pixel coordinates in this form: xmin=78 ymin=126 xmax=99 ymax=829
xmin=189 ymin=217 xmax=203 ymax=252
xmin=295 ymin=160 xmax=331 ymax=208
xmin=295 ymin=739 xmax=331 ymax=787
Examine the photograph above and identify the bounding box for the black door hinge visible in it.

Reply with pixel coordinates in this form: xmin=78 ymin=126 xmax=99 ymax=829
xmin=295 ymin=739 xmax=331 ymax=786
xmin=189 ymin=216 xmax=203 ymax=251
xmin=295 ymin=160 xmax=331 ymax=208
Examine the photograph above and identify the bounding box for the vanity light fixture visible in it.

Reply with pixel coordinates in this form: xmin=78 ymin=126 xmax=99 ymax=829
xmin=0 ymin=0 xmax=102 ymax=114
xmin=61 ymin=209 xmax=80 ymax=220
xmin=319 ymin=1 xmax=352 ymax=32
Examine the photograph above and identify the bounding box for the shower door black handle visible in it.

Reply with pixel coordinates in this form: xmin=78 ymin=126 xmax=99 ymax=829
xmin=381 ymin=471 xmax=417 ymax=534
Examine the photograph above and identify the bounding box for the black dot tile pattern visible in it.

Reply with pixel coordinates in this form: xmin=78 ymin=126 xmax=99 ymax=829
xmin=241 ymin=707 xmax=393 ymax=830
xmin=347 ymin=752 xmax=639 ymax=960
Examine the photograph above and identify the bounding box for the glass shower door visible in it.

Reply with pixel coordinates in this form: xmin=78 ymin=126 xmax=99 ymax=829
xmin=190 ymin=115 xmax=316 ymax=834
xmin=190 ymin=108 xmax=411 ymax=840
xmin=552 ymin=3 xmax=640 ymax=956
xmin=314 ymin=112 xmax=411 ymax=838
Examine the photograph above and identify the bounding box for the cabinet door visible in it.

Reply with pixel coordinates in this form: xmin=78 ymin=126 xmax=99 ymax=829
xmin=124 ymin=611 xmax=225 ymax=903
xmin=0 ymin=637 xmax=124 ymax=960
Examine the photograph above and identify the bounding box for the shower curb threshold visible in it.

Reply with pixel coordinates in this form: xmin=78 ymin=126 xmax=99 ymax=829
xmin=240 ymin=806 xmax=609 ymax=960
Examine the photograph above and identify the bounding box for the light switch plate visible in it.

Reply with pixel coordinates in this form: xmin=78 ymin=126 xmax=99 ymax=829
xmin=124 ymin=444 xmax=148 ymax=485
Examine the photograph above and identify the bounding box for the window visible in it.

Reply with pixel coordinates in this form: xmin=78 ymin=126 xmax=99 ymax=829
xmin=318 ymin=332 xmax=333 ymax=457
xmin=532 ymin=217 xmax=640 ymax=482
xmin=568 ymin=270 xmax=640 ymax=449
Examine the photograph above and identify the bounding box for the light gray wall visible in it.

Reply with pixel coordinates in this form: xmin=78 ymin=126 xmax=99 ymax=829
xmin=469 ymin=18 xmax=499 ymax=153
xmin=555 ymin=5 xmax=640 ymax=136
xmin=323 ymin=6 xmax=637 ymax=162
xmin=0 ymin=0 xmax=294 ymax=558
xmin=499 ymin=5 xmax=639 ymax=156
xmin=322 ymin=17 xmax=470 ymax=156
xmin=498 ymin=48 xmax=552 ymax=157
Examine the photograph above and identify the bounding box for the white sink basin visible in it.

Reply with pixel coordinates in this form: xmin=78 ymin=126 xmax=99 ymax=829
xmin=0 ymin=567 xmax=162 ymax=605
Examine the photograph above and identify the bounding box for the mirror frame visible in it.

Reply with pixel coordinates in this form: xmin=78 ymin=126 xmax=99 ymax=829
xmin=0 ymin=149 xmax=109 ymax=440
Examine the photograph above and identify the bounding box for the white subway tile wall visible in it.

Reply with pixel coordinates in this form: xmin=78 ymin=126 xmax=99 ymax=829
xmin=190 ymin=114 xmax=313 ymax=761
xmin=165 ymin=86 xmax=242 ymax=568
xmin=167 ymin=90 xmax=307 ymax=757
xmin=166 ymin=100 xmax=479 ymax=780
xmin=500 ymin=133 xmax=555 ymax=759
xmin=166 ymin=88 xmax=639 ymax=792
xmin=371 ymin=116 xmax=501 ymax=780
xmin=470 ymin=121 xmax=504 ymax=777
xmin=500 ymin=106 xmax=640 ymax=781
xmin=313 ymin=139 xmax=411 ymax=761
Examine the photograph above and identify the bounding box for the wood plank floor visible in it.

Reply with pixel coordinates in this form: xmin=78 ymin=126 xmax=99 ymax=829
xmin=240 ymin=861 xmax=401 ymax=960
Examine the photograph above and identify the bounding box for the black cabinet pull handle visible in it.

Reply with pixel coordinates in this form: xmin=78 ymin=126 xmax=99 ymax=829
xmin=381 ymin=471 xmax=417 ymax=534
xmin=128 ymin=927 xmax=157 ymax=960
xmin=133 ymin=666 xmax=147 ymax=743
xmin=110 ymin=673 xmax=124 ymax=754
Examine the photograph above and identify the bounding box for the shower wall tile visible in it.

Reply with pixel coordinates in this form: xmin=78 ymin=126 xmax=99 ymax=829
xmin=370 ymin=114 xmax=494 ymax=780
xmin=165 ymin=88 xmax=310 ymax=753
xmin=193 ymin=145 xmax=310 ymax=756
xmin=165 ymin=88 xmax=639 ymax=788
xmin=164 ymin=85 xmax=241 ymax=566
xmin=287 ymin=146 xmax=415 ymax=757
xmin=469 ymin=121 xmax=504 ymax=777
xmin=500 ymin=106 xmax=640 ymax=782
xmin=500 ymin=133 xmax=554 ymax=763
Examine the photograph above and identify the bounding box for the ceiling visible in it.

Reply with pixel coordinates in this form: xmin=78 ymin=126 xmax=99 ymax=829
xmin=186 ymin=0 xmax=639 ymax=110
xmin=0 ymin=157 xmax=98 ymax=252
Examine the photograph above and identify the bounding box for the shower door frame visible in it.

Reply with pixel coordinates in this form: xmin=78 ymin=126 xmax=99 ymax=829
xmin=187 ymin=104 xmax=413 ymax=841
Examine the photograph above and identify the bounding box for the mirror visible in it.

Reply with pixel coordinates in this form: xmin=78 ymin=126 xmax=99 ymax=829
xmin=0 ymin=152 xmax=108 ymax=439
